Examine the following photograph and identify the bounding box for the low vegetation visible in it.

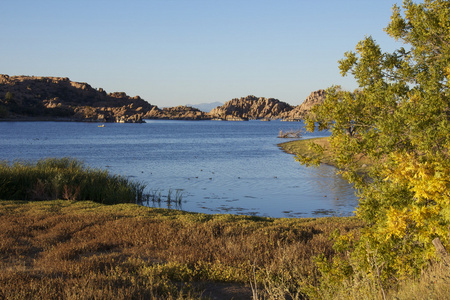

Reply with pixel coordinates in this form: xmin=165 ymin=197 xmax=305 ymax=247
xmin=1 ymin=199 xmax=449 ymax=299
xmin=0 ymin=200 xmax=364 ymax=299
xmin=279 ymin=137 xmax=371 ymax=174
xmin=279 ymin=137 xmax=333 ymax=165
xmin=0 ymin=157 xmax=147 ymax=204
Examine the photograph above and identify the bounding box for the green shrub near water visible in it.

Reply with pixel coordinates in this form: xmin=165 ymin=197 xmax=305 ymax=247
xmin=0 ymin=157 xmax=147 ymax=204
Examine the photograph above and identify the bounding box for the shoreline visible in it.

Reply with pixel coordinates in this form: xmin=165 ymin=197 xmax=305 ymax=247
xmin=279 ymin=137 xmax=371 ymax=175
xmin=277 ymin=137 xmax=338 ymax=167
xmin=0 ymin=116 xmax=305 ymax=123
xmin=0 ymin=116 xmax=145 ymax=123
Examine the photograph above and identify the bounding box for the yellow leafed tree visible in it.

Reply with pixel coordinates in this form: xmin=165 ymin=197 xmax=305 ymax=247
xmin=301 ymin=0 xmax=450 ymax=286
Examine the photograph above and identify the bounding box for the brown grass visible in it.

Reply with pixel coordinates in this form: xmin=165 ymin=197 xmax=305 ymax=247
xmin=388 ymin=262 xmax=450 ymax=300
xmin=0 ymin=200 xmax=364 ymax=299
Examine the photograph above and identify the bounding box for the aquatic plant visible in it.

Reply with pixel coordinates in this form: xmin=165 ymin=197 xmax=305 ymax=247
xmin=147 ymin=188 xmax=184 ymax=209
xmin=0 ymin=157 xmax=147 ymax=204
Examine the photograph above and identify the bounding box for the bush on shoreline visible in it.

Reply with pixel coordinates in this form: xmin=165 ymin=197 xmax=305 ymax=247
xmin=0 ymin=157 xmax=147 ymax=204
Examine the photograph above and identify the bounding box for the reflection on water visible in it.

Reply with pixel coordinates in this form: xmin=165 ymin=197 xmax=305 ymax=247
xmin=0 ymin=120 xmax=358 ymax=218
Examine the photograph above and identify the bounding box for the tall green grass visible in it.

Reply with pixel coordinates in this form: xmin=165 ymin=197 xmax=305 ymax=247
xmin=0 ymin=157 xmax=147 ymax=204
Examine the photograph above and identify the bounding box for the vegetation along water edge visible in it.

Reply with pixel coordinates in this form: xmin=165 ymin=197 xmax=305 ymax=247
xmin=0 ymin=153 xmax=448 ymax=299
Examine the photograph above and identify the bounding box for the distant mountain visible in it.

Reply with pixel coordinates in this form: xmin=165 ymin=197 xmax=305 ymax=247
xmin=186 ymin=101 xmax=223 ymax=112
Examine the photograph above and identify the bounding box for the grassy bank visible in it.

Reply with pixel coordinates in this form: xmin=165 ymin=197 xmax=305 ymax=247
xmin=279 ymin=137 xmax=372 ymax=173
xmin=1 ymin=201 xmax=447 ymax=299
xmin=0 ymin=200 xmax=363 ymax=299
xmin=2 ymin=200 xmax=450 ymax=300
xmin=279 ymin=137 xmax=335 ymax=166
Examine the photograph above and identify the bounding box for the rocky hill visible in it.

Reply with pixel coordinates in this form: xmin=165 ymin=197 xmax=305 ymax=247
xmin=278 ymin=89 xmax=326 ymax=121
xmin=145 ymin=105 xmax=207 ymax=120
xmin=209 ymin=95 xmax=293 ymax=120
xmin=0 ymin=74 xmax=325 ymax=122
xmin=208 ymin=91 xmax=326 ymax=121
xmin=0 ymin=75 xmax=154 ymax=122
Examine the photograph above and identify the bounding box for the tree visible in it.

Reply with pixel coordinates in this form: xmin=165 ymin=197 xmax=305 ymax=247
xmin=301 ymin=0 xmax=450 ymax=284
xmin=4 ymin=91 xmax=14 ymax=103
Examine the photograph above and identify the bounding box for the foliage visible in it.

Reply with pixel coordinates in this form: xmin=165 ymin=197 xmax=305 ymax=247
xmin=0 ymin=157 xmax=147 ymax=204
xmin=301 ymin=0 xmax=450 ymax=290
xmin=4 ymin=91 xmax=13 ymax=103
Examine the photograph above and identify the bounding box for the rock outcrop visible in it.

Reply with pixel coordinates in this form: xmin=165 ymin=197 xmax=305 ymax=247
xmin=0 ymin=74 xmax=160 ymax=122
xmin=0 ymin=74 xmax=326 ymax=122
xmin=279 ymin=90 xmax=326 ymax=121
xmin=145 ymin=105 xmax=208 ymax=120
xmin=208 ymin=95 xmax=293 ymax=120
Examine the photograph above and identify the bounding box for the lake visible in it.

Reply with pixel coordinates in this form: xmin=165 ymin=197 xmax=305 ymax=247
xmin=0 ymin=120 xmax=358 ymax=218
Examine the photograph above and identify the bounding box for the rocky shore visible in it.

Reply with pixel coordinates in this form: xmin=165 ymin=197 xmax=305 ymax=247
xmin=0 ymin=74 xmax=325 ymax=123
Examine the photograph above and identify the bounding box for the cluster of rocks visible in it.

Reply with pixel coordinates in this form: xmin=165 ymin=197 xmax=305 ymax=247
xmin=0 ymin=74 xmax=326 ymax=123
xmin=0 ymin=75 xmax=156 ymax=123
xmin=278 ymin=89 xmax=327 ymax=121
xmin=209 ymin=95 xmax=293 ymax=120
xmin=144 ymin=105 xmax=206 ymax=120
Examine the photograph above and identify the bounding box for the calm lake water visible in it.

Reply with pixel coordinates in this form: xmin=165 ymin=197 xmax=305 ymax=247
xmin=0 ymin=120 xmax=358 ymax=218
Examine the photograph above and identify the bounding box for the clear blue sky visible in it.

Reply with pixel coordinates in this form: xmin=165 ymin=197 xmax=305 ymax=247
xmin=1 ymin=0 xmax=405 ymax=107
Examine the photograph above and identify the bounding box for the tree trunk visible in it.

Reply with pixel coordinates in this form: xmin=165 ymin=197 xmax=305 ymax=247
xmin=432 ymin=238 xmax=449 ymax=265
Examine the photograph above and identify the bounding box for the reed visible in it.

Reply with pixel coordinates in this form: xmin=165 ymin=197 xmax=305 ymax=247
xmin=0 ymin=157 xmax=147 ymax=204
xmin=147 ymin=188 xmax=184 ymax=209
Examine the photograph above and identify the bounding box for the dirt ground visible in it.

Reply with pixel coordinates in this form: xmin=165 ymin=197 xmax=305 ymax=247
xmin=199 ymin=282 xmax=253 ymax=299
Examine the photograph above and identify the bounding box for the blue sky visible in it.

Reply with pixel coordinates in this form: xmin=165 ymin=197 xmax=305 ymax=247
xmin=1 ymin=0 xmax=405 ymax=107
